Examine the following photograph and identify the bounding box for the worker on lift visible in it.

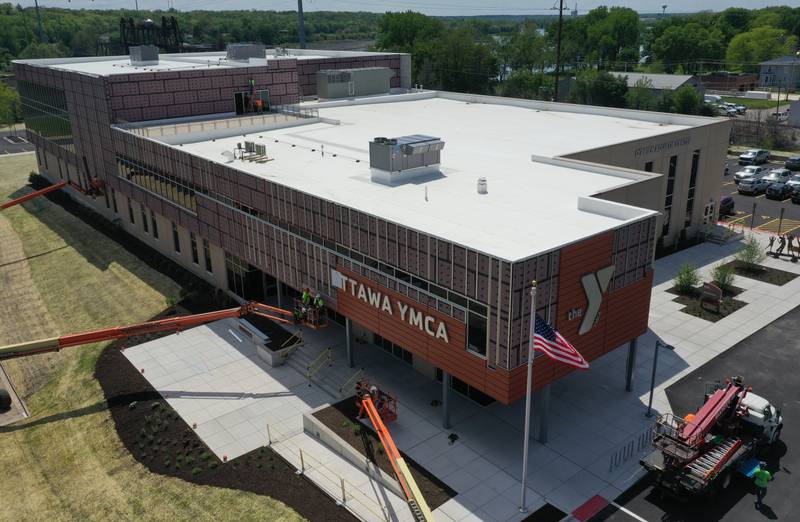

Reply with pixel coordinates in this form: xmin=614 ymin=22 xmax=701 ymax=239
xmin=314 ymin=293 xmax=324 ymax=309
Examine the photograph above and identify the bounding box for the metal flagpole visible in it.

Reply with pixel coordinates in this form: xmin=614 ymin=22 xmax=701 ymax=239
xmin=519 ymin=280 xmax=538 ymax=513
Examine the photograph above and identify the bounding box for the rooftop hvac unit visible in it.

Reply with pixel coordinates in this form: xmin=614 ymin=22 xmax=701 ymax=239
xmin=369 ymin=135 xmax=444 ymax=185
xmin=129 ymin=45 xmax=159 ymax=66
xmin=317 ymin=67 xmax=394 ymax=100
xmin=255 ymin=144 xmax=266 ymax=156
xmin=244 ymin=141 xmax=255 ymax=153
xmin=226 ymin=43 xmax=266 ymax=62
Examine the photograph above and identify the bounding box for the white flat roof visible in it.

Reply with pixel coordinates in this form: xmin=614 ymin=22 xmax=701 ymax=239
xmin=150 ymin=93 xmax=712 ymax=261
xmin=14 ymin=49 xmax=401 ymax=77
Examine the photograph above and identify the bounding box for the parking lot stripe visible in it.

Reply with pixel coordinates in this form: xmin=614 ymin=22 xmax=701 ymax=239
xmin=609 ymin=501 xmax=649 ymax=522
xmin=727 ymin=213 xmax=752 ymax=225
xmin=756 ymin=218 xmax=800 ymax=234
xmin=730 ymin=190 xmax=738 ymax=195
xmin=756 ymin=194 xmax=766 ymax=199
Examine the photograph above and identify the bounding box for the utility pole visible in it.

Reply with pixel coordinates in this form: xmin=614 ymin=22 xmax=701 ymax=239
xmin=553 ymin=0 xmax=564 ymax=103
xmin=297 ymin=0 xmax=307 ymax=49
xmin=34 ymin=0 xmax=45 ymax=43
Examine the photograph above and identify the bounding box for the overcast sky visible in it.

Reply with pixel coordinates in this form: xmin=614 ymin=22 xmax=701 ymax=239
xmin=14 ymin=0 xmax=792 ymax=16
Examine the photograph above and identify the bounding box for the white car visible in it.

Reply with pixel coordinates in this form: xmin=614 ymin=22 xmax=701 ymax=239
xmin=734 ymin=165 xmax=768 ymax=183
xmin=761 ymin=168 xmax=793 ymax=186
xmin=738 ymin=177 xmax=770 ymax=195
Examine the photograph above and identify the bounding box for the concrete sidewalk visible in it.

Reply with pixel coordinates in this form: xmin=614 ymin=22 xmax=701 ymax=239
xmin=123 ymin=232 xmax=800 ymax=521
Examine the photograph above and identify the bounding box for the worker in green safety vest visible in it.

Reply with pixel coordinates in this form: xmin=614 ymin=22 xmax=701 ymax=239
xmin=754 ymin=461 xmax=773 ymax=508
xmin=301 ymin=288 xmax=311 ymax=305
xmin=314 ymin=293 xmax=324 ymax=309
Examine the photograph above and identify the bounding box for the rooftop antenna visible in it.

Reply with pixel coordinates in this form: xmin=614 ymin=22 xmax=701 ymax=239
xmin=661 ymin=4 xmax=667 ymax=16
xmin=34 ymin=0 xmax=46 ymax=43
xmin=553 ymin=0 xmax=565 ymax=103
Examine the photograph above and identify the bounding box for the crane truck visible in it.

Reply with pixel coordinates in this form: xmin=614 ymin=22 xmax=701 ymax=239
xmin=641 ymin=377 xmax=783 ymax=499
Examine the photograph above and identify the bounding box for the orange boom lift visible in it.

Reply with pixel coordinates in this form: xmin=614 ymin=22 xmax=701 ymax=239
xmin=356 ymin=380 xmax=434 ymax=521
xmin=0 ymin=301 xmax=314 ymax=361
xmin=1 ymin=177 xmax=105 ymax=211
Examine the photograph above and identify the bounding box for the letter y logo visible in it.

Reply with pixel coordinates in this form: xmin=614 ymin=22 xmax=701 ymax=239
xmin=579 ymin=266 xmax=615 ymax=335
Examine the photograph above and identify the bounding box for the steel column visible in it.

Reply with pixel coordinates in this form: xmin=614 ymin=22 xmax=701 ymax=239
xmin=625 ymin=338 xmax=638 ymax=392
xmin=345 ymin=317 xmax=354 ymax=368
xmin=442 ymin=371 xmax=451 ymax=429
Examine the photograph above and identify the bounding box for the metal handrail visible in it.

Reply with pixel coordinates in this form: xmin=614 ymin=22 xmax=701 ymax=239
xmin=267 ymin=423 xmax=389 ymax=521
xmin=306 ymin=347 xmax=332 ymax=385
xmin=281 ymin=330 xmax=303 ymax=348
xmin=338 ymin=368 xmax=364 ymax=396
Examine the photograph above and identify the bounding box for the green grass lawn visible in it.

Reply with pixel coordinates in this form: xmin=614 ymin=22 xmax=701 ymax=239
xmin=722 ymin=96 xmax=783 ymax=110
xmin=0 ymin=154 xmax=304 ymax=522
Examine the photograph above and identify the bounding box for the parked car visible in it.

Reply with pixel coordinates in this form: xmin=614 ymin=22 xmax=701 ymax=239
xmin=723 ymin=102 xmax=747 ymax=114
xmin=792 ymin=190 xmax=800 ymax=205
xmin=766 ymin=182 xmax=794 ymax=200
xmin=717 ymin=105 xmax=737 ymax=117
xmin=719 ymin=196 xmax=735 ymax=216
xmin=704 ymin=94 xmax=722 ymax=104
xmin=770 ymin=111 xmax=789 ymax=122
xmin=785 ymin=174 xmax=800 ymax=193
xmin=734 ymin=165 xmax=768 ymax=183
xmin=761 ymin=168 xmax=793 ymax=186
xmin=786 ymin=156 xmax=800 ymax=171
xmin=738 ymin=177 xmax=770 ymax=195
xmin=739 ymin=149 xmax=770 ymax=165
xmin=725 ymin=163 xmax=730 ymax=176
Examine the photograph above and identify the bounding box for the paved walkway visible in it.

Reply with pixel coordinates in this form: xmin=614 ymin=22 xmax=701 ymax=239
xmin=124 ymin=232 xmax=800 ymax=522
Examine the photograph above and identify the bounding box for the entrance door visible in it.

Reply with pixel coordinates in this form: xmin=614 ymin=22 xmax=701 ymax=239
xmin=703 ymin=200 xmax=716 ymax=226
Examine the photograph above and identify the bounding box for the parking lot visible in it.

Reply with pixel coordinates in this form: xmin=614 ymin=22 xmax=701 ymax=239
xmin=0 ymin=130 xmax=34 ymax=155
xmin=593 ymin=303 xmax=800 ymax=522
xmin=720 ymin=156 xmax=800 ymax=234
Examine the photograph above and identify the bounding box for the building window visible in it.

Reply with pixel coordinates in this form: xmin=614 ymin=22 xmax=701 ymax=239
xmin=111 ymin=188 xmax=118 ymax=213
xmin=644 ymin=161 xmax=653 ymax=172
xmin=435 ymin=368 xmax=495 ymax=406
xmin=374 ymin=335 xmax=413 ymax=365
xmin=467 ymin=312 xmax=487 ymax=357
xmin=685 ymin=150 xmax=700 ymax=228
xmin=150 ymin=210 xmax=159 ymax=239
xmin=17 ymin=81 xmax=75 ymax=153
xmin=116 ymin=156 xmax=198 ymax=212
xmin=127 ymin=197 xmax=135 ymax=225
xmin=172 ymin=222 xmax=181 ymax=253
xmin=203 ymin=239 xmax=213 ymax=273
xmin=190 ymin=232 xmax=199 ymax=264
xmin=141 ymin=205 xmax=149 ymax=234
xmin=662 ymin=155 xmax=678 ymax=236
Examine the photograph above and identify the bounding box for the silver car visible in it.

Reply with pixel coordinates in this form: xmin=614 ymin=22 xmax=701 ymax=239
xmin=786 ymin=174 xmax=800 ymax=193
xmin=738 ymin=177 xmax=770 ymax=195
xmin=739 ymin=149 xmax=770 ymax=165
xmin=761 ymin=169 xmax=793 ymax=186
xmin=734 ymin=165 xmax=768 ymax=183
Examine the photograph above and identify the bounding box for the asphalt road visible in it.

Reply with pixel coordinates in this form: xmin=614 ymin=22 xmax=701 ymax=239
xmin=0 ymin=130 xmax=34 ymax=155
xmin=593 ymin=304 xmax=800 ymax=522
xmin=720 ymin=156 xmax=800 ymax=233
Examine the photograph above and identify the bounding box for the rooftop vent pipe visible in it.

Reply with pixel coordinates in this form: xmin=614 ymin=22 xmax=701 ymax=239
xmin=477 ymin=177 xmax=488 ymax=194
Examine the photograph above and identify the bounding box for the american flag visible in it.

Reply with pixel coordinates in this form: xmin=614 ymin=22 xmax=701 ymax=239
xmin=532 ymin=314 xmax=589 ymax=369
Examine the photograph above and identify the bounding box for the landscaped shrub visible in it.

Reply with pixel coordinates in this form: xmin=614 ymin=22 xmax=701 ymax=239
xmin=192 ymin=467 xmax=202 ymax=475
xmin=712 ymin=263 xmax=735 ymax=292
xmin=673 ymin=263 xmax=700 ymax=294
xmin=736 ymin=235 xmax=766 ymax=272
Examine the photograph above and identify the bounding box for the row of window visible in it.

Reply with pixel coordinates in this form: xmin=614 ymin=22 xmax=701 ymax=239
xmin=657 ymin=150 xmax=701 ymax=237
xmin=116 ymin=156 xmax=199 ymax=213
xmin=114 ymin=190 xmax=213 ymax=275
xmin=19 ymin=81 xmax=75 ymax=154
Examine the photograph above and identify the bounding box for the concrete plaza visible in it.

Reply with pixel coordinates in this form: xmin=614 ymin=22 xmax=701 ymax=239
xmin=123 ymin=232 xmax=800 ymax=521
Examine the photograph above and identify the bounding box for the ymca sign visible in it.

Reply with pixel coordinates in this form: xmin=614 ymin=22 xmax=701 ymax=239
xmin=332 ymin=269 xmax=450 ymax=343
xmin=566 ymin=265 xmax=615 ymax=335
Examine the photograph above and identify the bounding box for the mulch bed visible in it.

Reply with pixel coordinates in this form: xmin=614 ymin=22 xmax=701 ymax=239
xmin=668 ymin=285 xmax=747 ymax=322
xmin=95 ymin=299 xmax=356 ymax=522
xmin=720 ymin=260 xmax=799 ymax=286
xmin=312 ymin=398 xmax=456 ymax=510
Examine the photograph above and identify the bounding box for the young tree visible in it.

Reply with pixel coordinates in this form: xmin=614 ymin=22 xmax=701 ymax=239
xmin=626 ymin=78 xmax=657 ymax=111
xmin=497 ymin=70 xmax=553 ymax=100
xmin=570 ymin=70 xmax=628 ymax=108
xmin=0 ymin=82 xmax=20 ymax=131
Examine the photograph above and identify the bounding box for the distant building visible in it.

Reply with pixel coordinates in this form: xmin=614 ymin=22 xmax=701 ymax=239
xmin=700 ymin=72 xmax=758 ymax=92
xmin=610 ymin=72 xmax=704 ymax=96
xmin=759 ymin=55 xmax=800 ymax=90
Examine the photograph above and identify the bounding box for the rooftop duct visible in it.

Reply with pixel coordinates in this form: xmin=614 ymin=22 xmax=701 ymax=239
xmin=369 ymin=135 xmax=444 ymax=185
xmin=129 ymin=45 xmax=159 ymax=66
xmin=226 ymin=43 xmax=266 ymax=62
